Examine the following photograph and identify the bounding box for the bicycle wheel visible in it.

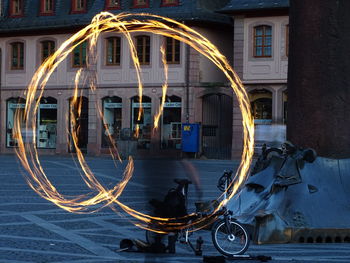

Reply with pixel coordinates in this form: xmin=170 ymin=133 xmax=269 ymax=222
xmin=211 ymin=219 xmax=250 ymax=256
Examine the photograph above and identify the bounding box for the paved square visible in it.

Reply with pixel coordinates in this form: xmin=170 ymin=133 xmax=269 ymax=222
xmin=0 ymin=155 xmax=349 ymax=263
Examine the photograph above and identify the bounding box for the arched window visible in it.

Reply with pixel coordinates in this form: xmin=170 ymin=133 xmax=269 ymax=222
xmin=253 ymin=25 xmax=272 ymax=57
xmin=6 ymin=97 xmax=26 ymax=147
xmin=105 ymin=37 xmax=121 ymax=65
xmin=72 ymin=0 xmax=86 ymax=12
xmin=165 ymin=37 xmax=180 ymax=64
xmin=101 ymin=96 xmax=122 ymax=147
xmin=131 ymin=96 xmax=152 ymax=149
xmin=161 ymin=0 xmax=179 ymax=6
xmin=40 ymin=0 xmax=54 ymax=15
xmin=133 ymin=0 xmax=149 ymax=8
xmin=40 ymin=40 xmax=55 ymax=63
xmin=37 ymin=97 xmax=57 ymax=148
xmin=105 ymin=0 xmax=120 ymax=9
xmin=135 ymin=35 xmax=150 ymax=65
xmin=72 ymin=41 xmax=87 ymax=67
xmin=10 ymin=42 xmax=24 ymax=70
xmin=10 ymin=0 xmax=23 ymax=16
xmin=249 ymin=89 xmax=272 ymax=124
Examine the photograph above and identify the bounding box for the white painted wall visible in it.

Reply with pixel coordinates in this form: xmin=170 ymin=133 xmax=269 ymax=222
xmin=192 ymin=26 xmax=233 ymax=84
xmin=0 ymin=33 xmax=187 ymax=89
xmin=243 ymin=16 xmax=289 ymax=82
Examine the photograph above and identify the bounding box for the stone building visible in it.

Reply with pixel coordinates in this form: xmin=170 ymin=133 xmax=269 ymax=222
xmin=221 ymin=0 xmax=289 ymax=148
xmin=0 ymin=0 xmax=237 ymax=158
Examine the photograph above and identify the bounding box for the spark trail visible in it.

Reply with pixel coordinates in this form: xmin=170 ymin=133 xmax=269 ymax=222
xmin=14 ymin=12 xmax=254 ymax=232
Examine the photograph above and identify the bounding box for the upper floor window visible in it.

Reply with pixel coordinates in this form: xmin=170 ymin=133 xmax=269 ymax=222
xmin=10 ymin=0 xmax=23 ymax=16
xmin=286 ymin=24 xmax=289 ymax=57
xmin=165 ymin=37 xmax=180 ymax=64
xmin=253 ymin=25 xmax=272 ymax=57
xmin=72 ymin=0 xmax=86 ymax=13
xmin=41 ymin=40 xmax=55 ymax=63
xmin=40 ymin=0 xmax=54 ymax=15
xmin=11 ymin=42 xmax=24 ymax=70
xmin=133 ymin=0 xmax=149 ymax=8
xmin=161 ymin=0 xmax=179 ymax=6
xmin=106 ymin=37 xmax=121 ymax=66
xmin=72 ymin=41 xmax=87 ymax=67
xmin=136 ymin=35 xmax=150 ymax=65
xmin=105 ymin=0 xmax=120 ymax=9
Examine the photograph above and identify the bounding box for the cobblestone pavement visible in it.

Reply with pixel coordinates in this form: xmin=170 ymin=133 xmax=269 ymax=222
xmin=0 ymin=155 xmax=350 ymax=263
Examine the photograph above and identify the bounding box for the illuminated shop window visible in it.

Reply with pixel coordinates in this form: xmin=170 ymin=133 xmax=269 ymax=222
xmin=6 ymin=97 xmax=26 ymax=147
xmin=37 ymin=97 xmax=57 ymax=149
xmin=101 ymin=96 xmax=122 ymax=148
xmin=160 ymin=96 xmax=181 ymax=149
xmin=131 ymin=96 xmax=151 ymax=149
xmin=249 ymin=89 xmax=272 ymax=124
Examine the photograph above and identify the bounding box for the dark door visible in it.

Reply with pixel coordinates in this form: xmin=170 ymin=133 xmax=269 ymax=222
xmin=69 ymin=96 xmax=88 ymax=153
xmin=202 ymin=94 xmax=233 ymax=159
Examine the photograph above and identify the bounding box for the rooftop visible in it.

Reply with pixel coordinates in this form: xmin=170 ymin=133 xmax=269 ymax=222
xmin=220 ymin=0 xmax=289 ymax=13
xmin=0 ymin=0 xmax=232 ymax=34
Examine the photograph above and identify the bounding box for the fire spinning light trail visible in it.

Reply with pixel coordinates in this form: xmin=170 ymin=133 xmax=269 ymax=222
xmin=14 ymin=12 xmax=254 ymax=232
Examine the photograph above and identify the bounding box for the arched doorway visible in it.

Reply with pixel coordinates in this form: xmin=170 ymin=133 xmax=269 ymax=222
xmin=69 ymin=96 xmax=88 ymax=153
xmin=202 ymin=94 xmax=233 ymax=159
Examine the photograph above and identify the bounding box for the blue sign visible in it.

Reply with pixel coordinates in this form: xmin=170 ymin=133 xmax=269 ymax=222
xmin=182 ymin=123 xmax=200 ymax=153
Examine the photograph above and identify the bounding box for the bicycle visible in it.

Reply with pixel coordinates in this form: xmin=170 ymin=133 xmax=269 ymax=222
xmin=146 ymin=170 xmax=250 ymax=257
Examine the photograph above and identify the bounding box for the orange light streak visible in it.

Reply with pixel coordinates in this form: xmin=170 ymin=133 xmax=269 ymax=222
xmin=15 ymin=12 xmax=254 ymax=233
xmin=153 ymin=44 xmax=168 ymax=130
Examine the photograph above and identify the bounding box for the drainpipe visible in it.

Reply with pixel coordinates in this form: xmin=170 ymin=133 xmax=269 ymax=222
xmin=184 ymin=22 xmax=190 ymax=123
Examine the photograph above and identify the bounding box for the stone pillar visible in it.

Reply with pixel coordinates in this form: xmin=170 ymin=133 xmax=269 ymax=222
xmin=288 ymin=0 xmax=350 ymax=158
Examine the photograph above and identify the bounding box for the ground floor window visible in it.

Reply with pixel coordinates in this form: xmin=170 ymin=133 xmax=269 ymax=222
xmin=102 ymin=96 xmax=122 ymax=148
xmin=69 ymin=96 xmax=89 ymax=153
xmin=6 ymin=98 xmax=26 ymax=147
xmin=249 ymin=89 xmax=272 ymax=124
xmin=37 ymin=97 xmax=57 ymax=149
xmin=131 ymin=96 xmax=152 ymax=149
xmin=161 ymin=96 xmax=182 ymax=149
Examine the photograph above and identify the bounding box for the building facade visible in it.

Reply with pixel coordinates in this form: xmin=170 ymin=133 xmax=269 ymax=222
xmin=221 ymin=0 xmax=289 ymax=149
xmin=0 ymin=0 xmax=238 ymax=158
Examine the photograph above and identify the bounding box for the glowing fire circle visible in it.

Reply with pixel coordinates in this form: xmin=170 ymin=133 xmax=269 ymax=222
xmin=15 ymin=12 xmax=254 ymax=232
